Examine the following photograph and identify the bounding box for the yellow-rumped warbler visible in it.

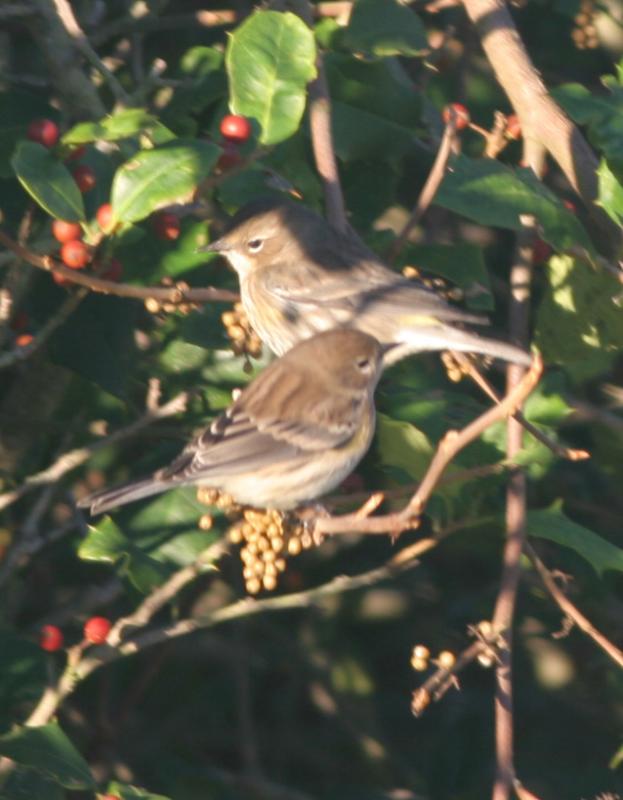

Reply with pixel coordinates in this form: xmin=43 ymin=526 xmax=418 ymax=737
xmin=79 ymin=329 xmax=386 ymax=515
xmin=203 ymin=197 xmax=531 ymax=367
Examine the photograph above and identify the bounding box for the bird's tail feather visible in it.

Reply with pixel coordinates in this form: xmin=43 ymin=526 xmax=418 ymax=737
xmin=392 ymin=325 xmax=531 ymax=367
xmin=78 ymin=477 xmax=169 ymax=516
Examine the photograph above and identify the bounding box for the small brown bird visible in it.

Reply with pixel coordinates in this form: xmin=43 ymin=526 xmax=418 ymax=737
xmin=203 ymin=196 xmax=531 ymax=367
xmin=79 ymin=329 xmax=387 ymax=515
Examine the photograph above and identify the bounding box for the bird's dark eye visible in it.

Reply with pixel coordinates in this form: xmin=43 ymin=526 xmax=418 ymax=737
xmin=247 ymin=238 xmax=264 ymax=253
xmin=356 ymin=357 xmax=370 ymax=371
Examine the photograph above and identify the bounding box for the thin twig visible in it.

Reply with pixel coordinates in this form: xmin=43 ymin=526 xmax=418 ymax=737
xmin=490 ymin=181 xmax=540 ymax=799
xmin=17 ymin=551 xmax=422 ymax=729
xmin=51 ymin=0 xmax=130 ymax=105
xmin=525 ymin=543 xmax=623 ymax=670
xmin=314 ymin=355 xmax=542 ymax=537
xmin=0 ymin=229 xmax=238 ymax=304
xmin=290 ymin=0 xmax=348 ymax=231
xmin=0 ymin=392 xmax=188 ymax=514
xmin=107 ymin=540 xmax=230 ymax=646
xmin=0 ymin=287 xmax=88 ymax=369
xmin=454 ymin=353 xmax=590 ymax=461
xmin=386 ymin=119 xmax=456 ymax=262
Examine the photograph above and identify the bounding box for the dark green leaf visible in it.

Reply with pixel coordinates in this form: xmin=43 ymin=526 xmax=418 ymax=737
xmin=11 ymin=141 xmax=85 ymax=221
xmin=0 ymin=723 xmax=93 ymax=790
xmin=0 ymin=635 xmax=47 ymax=720
xmin=528 ymin=504 xmax=623 ymax=576
xmin=435 ymin=156 xmax=594 ymax=254
xmin=226 ymin=10 xmax=317 ymax=145
xmin=0 ymin=90 xmax=56 ymax=179
xmin=343 ymin=0 xmax=427 ymax=57
xmin=325 ymin=55 xmax=420 ymax=162
xmin=0 ymin=767 xmax=64 ymax=800
xmin=111 ymin=140 xmax=219 ymax=223
xmin=78 ymin=516 xmax=171 ymax=594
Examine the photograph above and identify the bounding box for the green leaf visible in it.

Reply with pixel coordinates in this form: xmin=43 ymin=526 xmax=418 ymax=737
xmin=226 ymin=10 xmax=317 ymax=145
xmin=0 ymin=634 xmax=47 ymax=719
xmin=11 ymin=141 xmax=85 ymax=221
xmin=325 ymin=54 xmax=420 ymax=162
xmin=534 ymin=255 xmax=623 ymax=382
xmin=527 ymin=504 xmax=623 ymax=576
xmin=111 ymin=140 xmax=219 ymax=223
xmin=375 ymin=414 xmax=433 ymax=482
xmin=49 ymin=294 xmax=138 ymax=398
xmin=78 ymin=516 xmax=171 ymax=594
xmin=0 ymin=768 xmax=65 ymax=800
xmin=0 ymin=723 xmax=93 ymax=790
xmin=62 ymin=108 xmax=158 ymax=144
xmin=435 ymin=155 xmax=594 ymax=254
xmin=343 ymin=0 xmax=427 ymax=57
xmin=0 ymin=90 xmax=57 ymax=178
xmin=597 ymin=159 xmax=623 ymax=225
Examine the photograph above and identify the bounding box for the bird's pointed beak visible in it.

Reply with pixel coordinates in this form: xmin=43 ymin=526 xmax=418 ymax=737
xmin=197 ymin=237 xmax=231 ymax=254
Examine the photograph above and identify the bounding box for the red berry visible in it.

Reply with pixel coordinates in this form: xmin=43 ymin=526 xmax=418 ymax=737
xmin=52 ymin=219 xmax=82 ymax=243
xmin=60 ymin=240 xmax=91 ymax=269
xmin=506 ymin=114 xmax=521 ymax=140
xmin=27 ymin=118 xmax=59 ymax=149
xmin=532 ymin=238 xmax=552 ymax=264
xmin=15 ymin=333 xmax=34 ymax=347
xmin=72 ymin=165 xmax=96 ymax=193
xmin=101 ymin=258 xmax=123 ymax=282
xmin=101 ymin=796 xmax=121 ymax=800
xmin=563 ymin=199 xmax=577 ymax=213
xmin=219 ymin=114 xmax=252 ymax=143
xmin=442 ymin=103 xmax=470 ymax=130
xmin=39 ymin=624 xmax=64 ymax=652
xmin=217 ymin=141 xmax=243 ymax=172
xmin=83 ymin=616 xmax=111 ymax=644
xmin=152 ymin=211 xmax=181 ymax=241
xmin=96 ymin=203 xmax=115 ymax=233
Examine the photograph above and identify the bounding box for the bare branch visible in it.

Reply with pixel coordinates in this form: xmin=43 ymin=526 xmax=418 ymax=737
xmin=0 ymin=229 xmax=238 ymax=304
xmin=526 ymin=543 xmax=623 ymax=670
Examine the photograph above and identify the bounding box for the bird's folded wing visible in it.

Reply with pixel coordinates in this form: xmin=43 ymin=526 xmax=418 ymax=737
xmin=157 ymin=407 xmax=355 ymax=483
xmin=261 ymin=264 xmax=486 ymax=326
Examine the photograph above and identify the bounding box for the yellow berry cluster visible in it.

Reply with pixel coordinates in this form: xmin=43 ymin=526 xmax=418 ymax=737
xmin=144 ymin=278 xmax=199 ymax=316
xmin=195 ymin=489 xmax=319 ymax=595
xmin=228 ymin=509 xmax=318 ymax=594
xmin=410 ymin=644 xmax=456 ymax=672
xmin=571 ymin=0 xmax=599 ymax=49
xmin=221 ymin=303 xmax=262 ymax=361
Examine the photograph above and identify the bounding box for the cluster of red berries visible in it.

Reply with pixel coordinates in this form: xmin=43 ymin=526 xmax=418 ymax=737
xmin=39 ymin=616 xmax=112 ymax=652
xmin=217 ymin=114 xmax=252 ymax=172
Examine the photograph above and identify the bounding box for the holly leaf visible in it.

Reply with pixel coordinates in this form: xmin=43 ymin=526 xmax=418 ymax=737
xmin=0 ymin=724 xmax=93 ymax=790
xmin=11 ymin=141 xmax=85 ymax=221
xmin=226 ymin=10 xmax=317 ymax=145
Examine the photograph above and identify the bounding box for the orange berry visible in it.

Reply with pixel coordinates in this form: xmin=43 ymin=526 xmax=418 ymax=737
xmin=506 ymin=114 xmax=521 ymax=140
xmin=96 ymin=203 xmax=115 ymax=233
xmin=52 ymin=219 xmax=82 ymax=243
xmin=152 ymin=211 xmax=181 ymax=241
xmin=15 ymin=333 xmax=34 ymax=347
xmin=60 ymin=240 xmax=91 ymax=269
xmin=72 ymin=165 xmax=96 ymax=193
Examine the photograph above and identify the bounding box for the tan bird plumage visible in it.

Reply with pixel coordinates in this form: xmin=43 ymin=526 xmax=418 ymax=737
xmin=203 ymin=196 xmax=531 ymax=367
xmin=79 ymin=329 xmax=385 ymax=515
